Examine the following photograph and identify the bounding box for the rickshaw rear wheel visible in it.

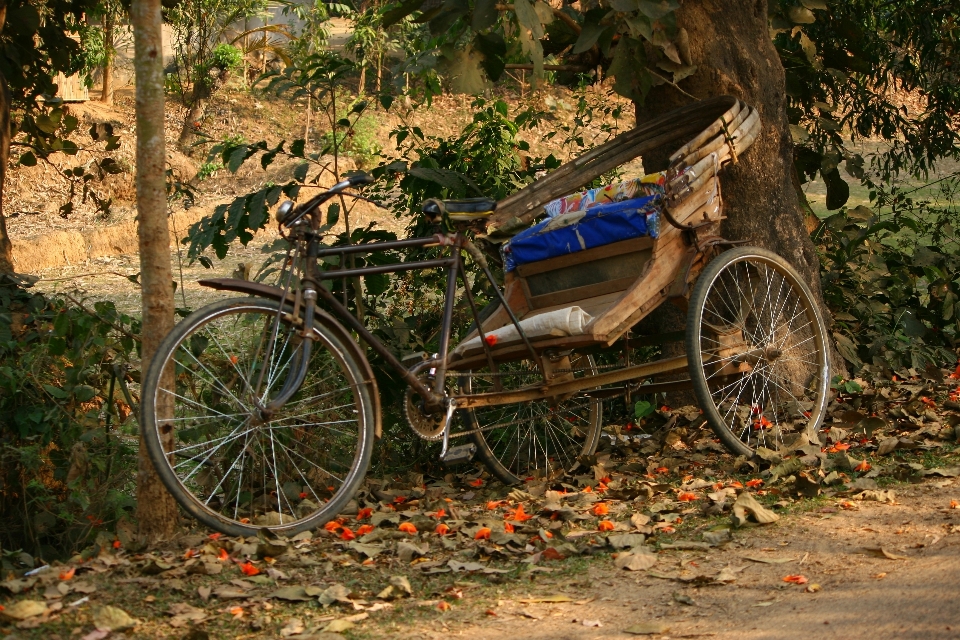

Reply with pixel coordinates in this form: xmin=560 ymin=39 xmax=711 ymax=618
xmin=686 ymin=247 xmax=831 ymax=456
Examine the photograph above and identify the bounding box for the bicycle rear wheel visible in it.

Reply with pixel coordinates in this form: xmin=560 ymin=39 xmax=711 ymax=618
xmin=686 ymin=247 xmax=830 ymax=455
xmin=142 ymin=297 xmax=374 ymax=536
xmin=463 ymin=354 xmax=602 ymax=485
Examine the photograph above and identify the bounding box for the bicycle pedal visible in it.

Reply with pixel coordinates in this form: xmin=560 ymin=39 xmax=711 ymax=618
xmin=441 ymin=443 xmax=477 ymax=466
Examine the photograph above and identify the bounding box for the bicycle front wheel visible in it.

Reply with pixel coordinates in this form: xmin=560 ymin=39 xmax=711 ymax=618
xmin=142 ymin=297 xmax=374 ymax=536
xmin=686 ymin=247 xmax=830 ymax=456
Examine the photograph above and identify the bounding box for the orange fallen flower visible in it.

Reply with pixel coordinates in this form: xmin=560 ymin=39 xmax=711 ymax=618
xmin=229 ymin=606 xmax=245 ymax=619
xmin=677 ymin=492 xmax=697 ymax=502
xmin=592 ymin=502 xmax=609 ymax=516
xmin=183 ymin=549 xmax=196 ymax=559
xmin=340 ymin=527 xmax=356 ymax=541
xmin=597 ymin=520 xmax=615 ymax=532
xmin=486 ymin=500 xmax=503 ymax=510
xmin=582 ymin=485 xmax=593 ymax=493
xmin=484 ymin=335 xmax=498 ymax=347
xmin=356 ymin=507 xmax=373 ymax=520
xmin=208 ymin=533 xmax=222 ymax=541
xmin=753 ymin=415 xmax=773 ymax=430
xmin=506 ymin=503 xmax=533 ymax=522
xmin=728 ymin=481 xmax=744 ymax=489
xmin=240 ymin=561 xmax=260 ymax=576
xmin=356 ymin=524 xmax=374 ymax=536
xmin=783 ymin=575 xmax=808 ymax=584
xmin=437 ymin=600 xmax=451 ymax=611
xmin=427 ymin=508 xmax=447 ymax=519
xmin=746 ymin=479 xmax=764 ymax=488
xmin=655 ymin=467 xmax=669 ymax=474
xmin=950 ymin=500 xmax=959 ymax=509
xmin=854 ymin=461 xmax=871 ymax=472
xmin=59 ymin=567 xmax=75 ymax=581
xmin=949 ymin=364 xmax=960 ymax=379
xmin=435 ymin=523 xmax=450 ymax=535
xmin=920 ymin=396 xmax=937 ymax=407
xmin=217 ymin=548 xmax=229 ymax=561
xmin=469 ymin=478 xmax=484 ymax=487
xmin=831 ymin=442 xmax=851 ymax=452
xmin=474 ymin=527 xmax=492 ymax=540
xmin=112 ymin=540 xmax=121 ymax=550
xmin=504 ymin=522 xmax=515 ymax=533
xmin=324 ymin=521 xmax=341 ymax=532
xmin=596 ymin=483 xmax=608 ymax=493
xmin=398 ymin=522 xmax=418 ymax=534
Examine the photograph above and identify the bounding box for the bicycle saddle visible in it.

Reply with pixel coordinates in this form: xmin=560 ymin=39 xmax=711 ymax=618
xmin=422 ymin=198 xmax=497 ymax=223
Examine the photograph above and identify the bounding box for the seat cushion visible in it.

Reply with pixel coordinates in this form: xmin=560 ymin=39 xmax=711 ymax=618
xmin=502 ymin=194 xmax=661 ymax=272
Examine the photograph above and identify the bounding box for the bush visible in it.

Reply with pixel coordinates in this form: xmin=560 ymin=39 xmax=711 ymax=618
xmin=0 ymin=281 xmax=139 ymax=561
xmin=816 ymin=174 xmax=960 ymax=374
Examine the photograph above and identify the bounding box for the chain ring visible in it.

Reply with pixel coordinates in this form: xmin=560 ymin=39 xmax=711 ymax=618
xmin=404 ymin=362 xmax=446 ymax=441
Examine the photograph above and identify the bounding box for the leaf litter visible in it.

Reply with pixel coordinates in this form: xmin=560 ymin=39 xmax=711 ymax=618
xmin=2 ymin=371 xmax=960 ymax=637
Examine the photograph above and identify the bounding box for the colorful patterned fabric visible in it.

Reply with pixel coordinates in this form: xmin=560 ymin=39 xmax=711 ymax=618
xmin=542 ymin=172 xmax=666 ymax=219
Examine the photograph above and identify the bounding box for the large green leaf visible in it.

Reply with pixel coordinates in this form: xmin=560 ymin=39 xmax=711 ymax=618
xmin=472 ymin=0 xmax=499 ymax=31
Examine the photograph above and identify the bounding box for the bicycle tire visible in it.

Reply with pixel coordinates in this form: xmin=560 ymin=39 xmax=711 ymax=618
xmin=464 ymin=354 xmax=603 ymax=485
xmin=686 ymin=247 xmax=830 ymax=456
xmin=142 ymin=297 xmax=375 ymax=536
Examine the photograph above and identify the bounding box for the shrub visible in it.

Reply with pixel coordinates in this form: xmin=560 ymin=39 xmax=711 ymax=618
xmin=0 ymin=280 xmax=139 ymax=561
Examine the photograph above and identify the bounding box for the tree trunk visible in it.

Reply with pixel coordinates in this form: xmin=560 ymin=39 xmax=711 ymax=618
xmin=177 ymin=98 xmax=205 ymax=154
xmin=0 ymin=4 xmax=11 ymax=275
xmin=131 ymin=0 xmax=179 ymax=541
xmin=635 ymin=0 xmax=840 ymax=395
xmin=636 ymin=0 xmax=821 ymax=290
xmin=99 ymin=13 xmax=114 ymax=105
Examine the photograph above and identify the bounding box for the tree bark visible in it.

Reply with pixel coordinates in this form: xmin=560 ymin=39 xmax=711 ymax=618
xmin=635 ymin=0 xmax=840 ymax=392
xmin=0 ymin=3 xmax=12 ymax=275
xmin=636 ymin=0 xmax=821 ymax=291
xmin=0 ymin=73 xmax=11 ymax=275
xmin=99 ymin=13 xmax=114 ymax=105
xmin=131 ymin=0 xmax=179 ymax=540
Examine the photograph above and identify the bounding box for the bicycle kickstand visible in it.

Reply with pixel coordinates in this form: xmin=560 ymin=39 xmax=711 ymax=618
xmin=438 ymin=399 xmax=476 ymax=466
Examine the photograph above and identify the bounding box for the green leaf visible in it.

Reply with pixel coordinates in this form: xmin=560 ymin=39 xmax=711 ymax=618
xmin=198 ymin=256 xmax=213 ymax=269
xmin=609 ymin=0 xmax=638 ymax=11
xmin=293 ymin=163 xmax=309 ymax=183
xmin=823 ymin=169 xmax=849 ymax=210
xmin=19 ymin=152 xmax=37 ymax=167
xmin=634 ymin=400 xmax=654 ymax=419
xmin=228 ymin=145 xmax=249 ymax=173
xmin=326 ymin=203 xmax=341 ymax=226
xmin=381 ymin=0 xmax=425 ymax=27
xmin=472 ymin=0 xmax=499 ymax=31
xmin=446 ymin=46 xmax=488 ymax=94
xmin=74 ymin=385 xmax=97 ymax=402
xmin=636 ymin=0 xmax=678 ymax=20
xmin=291 ymin=139 xmax=306 ymax=158
xmin=475 ymin=32 xmax=507 ymax=81
xmin=43 ymin=384 xmax=70 ymax=400
xmin=379 ymin=94 xmax=394 ymax=110
xmin=573 ymin=21 xmax=606 ymax=54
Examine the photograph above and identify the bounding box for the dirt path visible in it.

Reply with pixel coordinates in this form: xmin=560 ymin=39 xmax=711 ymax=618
xmin=437 ymin=481 xmax=960 ymax=640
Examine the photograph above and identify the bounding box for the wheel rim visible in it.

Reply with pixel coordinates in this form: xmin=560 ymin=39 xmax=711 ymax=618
xmin=694 ymin=255 xmax=829 ymax=450
xmin=466 ymin=355 xmax=601 ymax=483
xmin=151 ymin=303 xmax=366 ymax=531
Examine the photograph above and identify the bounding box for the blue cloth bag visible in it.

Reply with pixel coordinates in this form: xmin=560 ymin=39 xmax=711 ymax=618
xmin=502 ymin=195 xmax=661 ymax=272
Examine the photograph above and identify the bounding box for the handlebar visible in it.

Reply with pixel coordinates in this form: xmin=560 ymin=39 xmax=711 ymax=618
xmin=276 ymin=172 xmax=373 ymax=226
